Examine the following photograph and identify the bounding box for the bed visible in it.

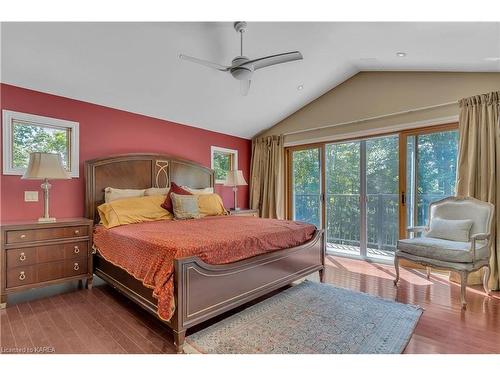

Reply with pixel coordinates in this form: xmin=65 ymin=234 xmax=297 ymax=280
xmin=85 ymin=153 xmax=325 ymax=353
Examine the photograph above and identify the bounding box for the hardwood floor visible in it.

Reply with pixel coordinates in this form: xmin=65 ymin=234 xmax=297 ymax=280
xmin=1 ymin=255 xmax=499 ymax=354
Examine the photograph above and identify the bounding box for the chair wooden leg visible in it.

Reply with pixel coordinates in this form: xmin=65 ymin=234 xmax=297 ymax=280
xmin=426 ymin=267 xmax=431 ymax=279
xmin=483 ymin=265 xmax=492 ymax=296
xmin=459 ymin=270 xmax=468 ymax=309
xmin=394 ymin=255 xmax=400 ymax=285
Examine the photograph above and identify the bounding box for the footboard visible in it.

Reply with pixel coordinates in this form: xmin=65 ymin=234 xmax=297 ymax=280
xmin=174 ymin=229 xmax=324 ymax=330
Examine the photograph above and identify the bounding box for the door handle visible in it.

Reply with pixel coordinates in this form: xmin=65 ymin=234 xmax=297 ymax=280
xmin=401 ymin=192 xmax=406 ymax=205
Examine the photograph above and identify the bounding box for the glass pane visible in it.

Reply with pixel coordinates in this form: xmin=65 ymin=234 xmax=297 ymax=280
xmin=12 ymin=121 xmax=70 ymax=170
xmin=213 ymin=151 xmax=232 ymax=181
xmin=325 ymin=142 xmax=360 ymax=255
xmin=416 ymin=130 xmax=459 ymax=226
xmin=406 ymin=135 xmax=416 ymax=229
xmin=291 ymin=148 xmax=321 ymax=228
xmin=366 ymin=136 xmax=399 ymax=255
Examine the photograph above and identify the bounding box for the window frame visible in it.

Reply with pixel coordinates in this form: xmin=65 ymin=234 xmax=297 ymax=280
xmin=2 ymin=110 xmax=80 ymax=178
xmin=210 ymin=146 xmax=238 ymax=184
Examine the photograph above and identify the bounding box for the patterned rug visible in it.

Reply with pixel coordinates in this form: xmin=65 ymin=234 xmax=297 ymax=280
xmin=185 ymin=281 xmax=423 ymax=354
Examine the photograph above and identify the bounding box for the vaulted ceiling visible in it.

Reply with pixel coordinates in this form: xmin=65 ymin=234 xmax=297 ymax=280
xmin=2 ymin=22 xmax=500 ymax=138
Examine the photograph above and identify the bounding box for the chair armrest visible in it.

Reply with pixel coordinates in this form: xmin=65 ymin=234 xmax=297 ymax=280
xmin=406 ymin=226 xmax=428 ymax=237
xmin=471 ymin=233 xmax=490 ymax=241
xmin=470 ymin=233 xmax=491 ymax=262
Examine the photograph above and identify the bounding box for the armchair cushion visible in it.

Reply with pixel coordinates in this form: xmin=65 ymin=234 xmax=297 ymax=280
xmin=425 ymin=218 xmax=473 ymax=242
xmin=397 ymin=237 xmax=488 ymax=263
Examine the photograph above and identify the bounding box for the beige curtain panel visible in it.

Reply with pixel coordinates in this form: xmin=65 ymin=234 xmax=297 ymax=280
xmin=249 ymin=135 xmax=285 ymax=219
xmin=456 ymin=90 xmax=500 ymax=290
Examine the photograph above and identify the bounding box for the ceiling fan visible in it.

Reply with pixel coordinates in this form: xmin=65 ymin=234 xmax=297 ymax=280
xmin=179 ymin=22 xmax=303 ymax=96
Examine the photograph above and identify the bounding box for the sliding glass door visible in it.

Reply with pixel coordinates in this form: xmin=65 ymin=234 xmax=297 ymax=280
xmin=401 ymin=126 xmax=459 ymax=234
xmin=325 ymin=136 xmax=399 ymax=259
xmin=289 ymin=146 xmax=323 ymax=228
xmin=366 ymin=136 xmax=399 ymax=257
xmin=325 ymin=141 xmax=361 ymax=256
xmin=286 ymin=123 xmax=459 ymax=262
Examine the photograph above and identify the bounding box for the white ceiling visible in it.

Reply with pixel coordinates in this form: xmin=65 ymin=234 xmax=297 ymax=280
xmin=2 ymin=22 xmax=500 ymax=138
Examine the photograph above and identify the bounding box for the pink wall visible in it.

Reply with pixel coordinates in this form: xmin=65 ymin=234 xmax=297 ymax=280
xmin=0 ymin=84 xmax=251 ymax=222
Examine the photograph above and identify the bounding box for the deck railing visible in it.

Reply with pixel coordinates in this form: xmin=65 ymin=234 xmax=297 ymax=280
xmin=293 ymin=192 xmax=451 ymax=253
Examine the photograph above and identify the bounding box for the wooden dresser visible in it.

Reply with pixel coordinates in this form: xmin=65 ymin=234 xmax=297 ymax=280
xmin=228 ymin=208 xmax=259 ymax=217
xmin=0 ymin=218 xmax=93 ymax=308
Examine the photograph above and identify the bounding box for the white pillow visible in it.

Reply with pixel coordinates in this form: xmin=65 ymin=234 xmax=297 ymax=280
xmin=181 ymin=186 xmax=214 ymax=195
xmin=104 ymin=187 xmax=145 ymax=203
xmin=425 ymin=218 xmax=473 ymax=242
xmin=144 ymin=187 xmax=170 ymax=196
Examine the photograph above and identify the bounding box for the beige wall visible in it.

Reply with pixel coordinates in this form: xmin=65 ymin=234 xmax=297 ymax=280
xmin=261 ymin=71 xmax=500 ymax=145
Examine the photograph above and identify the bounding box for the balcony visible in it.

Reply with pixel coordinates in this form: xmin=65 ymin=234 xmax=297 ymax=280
xmin=294 ymin=192 xmax=451 ymax=260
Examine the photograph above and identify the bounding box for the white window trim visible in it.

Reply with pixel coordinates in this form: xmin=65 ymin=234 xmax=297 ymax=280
xmin=2 ymin=110 xmax=80 ymax=178
xmin=211 ymin=146 xmax=238 ymax=184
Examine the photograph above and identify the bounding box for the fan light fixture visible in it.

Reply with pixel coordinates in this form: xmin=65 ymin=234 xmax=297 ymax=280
xmin=179 ymin=22 xmax=303 ymax=96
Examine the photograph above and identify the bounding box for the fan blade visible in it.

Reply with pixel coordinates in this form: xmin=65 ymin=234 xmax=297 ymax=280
xmin=179 ymin=54 xmax=230 ymax=71
xmin=241 ymin=51 xmax=303 ymax=70
xmin=240 ymin=80 xmax=251 ymax=96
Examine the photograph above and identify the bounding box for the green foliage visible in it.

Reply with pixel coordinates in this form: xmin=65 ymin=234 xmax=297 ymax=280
xmin=12 ymin=122 xmax=69 ymax=169
xmin=291 ymin=131 xmax=459 ymax=249
xmin=213 ymin=151 xmax=231 ymax=181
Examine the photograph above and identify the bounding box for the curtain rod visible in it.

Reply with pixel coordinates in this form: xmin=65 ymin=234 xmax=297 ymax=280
xmin=283 ymin=100 xmax=458 ymax=136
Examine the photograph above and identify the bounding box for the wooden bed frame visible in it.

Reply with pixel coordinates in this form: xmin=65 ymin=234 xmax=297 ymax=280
xmin=85 ymin=153 xmax=325 ymax=353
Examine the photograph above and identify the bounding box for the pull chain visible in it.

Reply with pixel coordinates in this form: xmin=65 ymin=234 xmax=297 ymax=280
xmin=240 ymin=30 xmax=243 ymax=56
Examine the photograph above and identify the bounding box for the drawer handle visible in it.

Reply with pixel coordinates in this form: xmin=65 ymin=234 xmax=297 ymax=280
xmin=19 ymin=252 xmax=27 ymax=262
xmin=19 ymin=271 xmax=26 ymax=281
xmin=74 ymin=246 xmax=80 ymax=254
xmin=73 ymin=263 xmax=80 ymax=271
xmin=20 ymin=234 xmax=27 ymax=239
xmin=74 ymin=229 xmax=80 ymax=235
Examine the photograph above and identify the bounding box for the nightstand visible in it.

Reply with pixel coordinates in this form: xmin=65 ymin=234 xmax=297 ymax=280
xmin=0 ymin=218 xmax=93 ymax=309
xmin=228 ymin=209 xmax=259 ymax=217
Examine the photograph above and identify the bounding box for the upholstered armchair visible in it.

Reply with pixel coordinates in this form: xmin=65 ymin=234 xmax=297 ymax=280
xmin=394 ymin=196 xmax=494 ymax=309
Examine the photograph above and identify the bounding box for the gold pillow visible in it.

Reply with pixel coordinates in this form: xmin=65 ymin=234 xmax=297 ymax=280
xmin=98 ymin=195 xmax=173 ymax=228
xmin=198 ymin=193 xmax=227 ymax=217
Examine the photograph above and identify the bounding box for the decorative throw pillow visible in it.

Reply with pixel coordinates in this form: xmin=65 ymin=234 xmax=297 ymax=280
xmin=104 ymin=187 xmax=145 ymax=203
xmin=144 ymin=187 xmax=170 ymax=196
xmin=170 ymin=193 xmax=200 ymax=220
xmin=98 ymin=195 xmax=173 ymax=228
xmin=181 ymin=186 xmax=214 ymax=195
xmin=425 ymin=217 xmax=474 ymax=242
xmin=198 ymin=193 xmax=227 ymax=217
xmin=161 ymin=182 xmax=192 ymax=213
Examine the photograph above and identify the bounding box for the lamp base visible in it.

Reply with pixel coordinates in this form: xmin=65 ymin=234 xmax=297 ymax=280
xmin=38 ymin=217 xmax=57 ymax=223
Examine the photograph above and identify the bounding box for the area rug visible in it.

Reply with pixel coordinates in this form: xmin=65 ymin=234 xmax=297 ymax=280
xmin=184 ymin=281 xmax=423 ymax=354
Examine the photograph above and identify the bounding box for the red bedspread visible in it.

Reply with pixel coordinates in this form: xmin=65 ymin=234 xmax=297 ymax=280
xmin=93 ymin=216 xmax=315 ymax=321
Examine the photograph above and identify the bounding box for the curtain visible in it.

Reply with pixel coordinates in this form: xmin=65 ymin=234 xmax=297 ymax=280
xmin=249 ymin=135 xmax=285 ymax=219
xmin=455 ymin=91 xmax=500 ymax=289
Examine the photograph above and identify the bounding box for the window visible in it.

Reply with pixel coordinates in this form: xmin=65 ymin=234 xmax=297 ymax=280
xmin=2 ymin=110 xmax=79 ymax=177
xmin=286 ymin=122 xmax=459 ymax=261
xmin=211 ymin=146 xmax=238 ymax=184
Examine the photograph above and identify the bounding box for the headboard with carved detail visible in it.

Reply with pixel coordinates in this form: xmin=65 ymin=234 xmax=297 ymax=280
xmin=84 ymin=153 xmax=215 ymax=223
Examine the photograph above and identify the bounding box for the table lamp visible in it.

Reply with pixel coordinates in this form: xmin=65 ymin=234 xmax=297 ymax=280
xmin=22 ymin=152 xmax=70 ymax=223
xmin=224 ymin=170 xmax=247 ymax=210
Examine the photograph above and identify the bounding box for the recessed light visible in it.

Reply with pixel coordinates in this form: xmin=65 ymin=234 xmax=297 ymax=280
xmin=297 ymin=85 xmax=304 ymax=91
xmin=485 ymin=57 xmax=500 ymax=61
xmin=396 ymin=52 xmax=407 ymax=57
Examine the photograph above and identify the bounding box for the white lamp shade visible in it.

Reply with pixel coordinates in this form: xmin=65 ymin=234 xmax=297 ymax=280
xmin=224 ymin=170 xmax=247 ymax=187
xmin=22 ymin=152 xmax=70 ymax=180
